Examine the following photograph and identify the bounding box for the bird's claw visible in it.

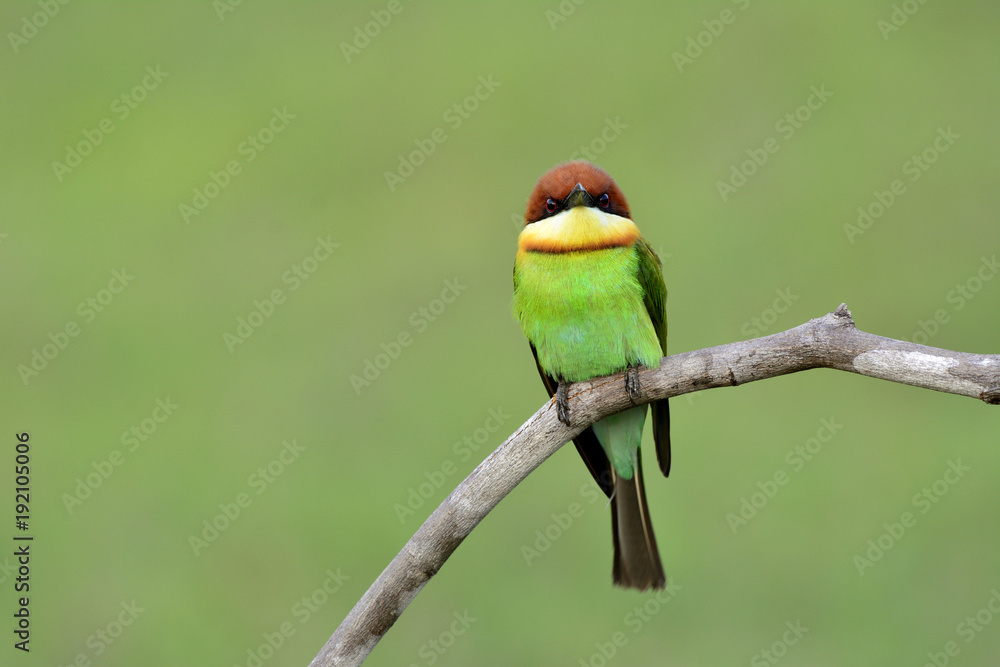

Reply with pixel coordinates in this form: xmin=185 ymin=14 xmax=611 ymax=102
xmin=556 ymin=382 xmax=571 ymax=426
xmin=625 ymin=366 xmax=641 ymax=404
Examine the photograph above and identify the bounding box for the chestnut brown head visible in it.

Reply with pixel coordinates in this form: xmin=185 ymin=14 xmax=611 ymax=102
xmin=525 ymin=161 xmax=631 ymax=225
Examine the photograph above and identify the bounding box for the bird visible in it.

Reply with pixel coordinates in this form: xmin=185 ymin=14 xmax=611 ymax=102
xmin=512 ymin=161 xmax=669 ymax=591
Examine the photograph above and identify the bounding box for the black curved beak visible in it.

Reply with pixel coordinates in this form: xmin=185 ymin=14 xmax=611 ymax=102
xmin=562 ymin=182 xmax=596 ymax=209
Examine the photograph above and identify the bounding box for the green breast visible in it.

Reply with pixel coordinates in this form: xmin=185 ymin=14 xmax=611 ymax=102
xmin=513 ymin=245 xmax=661 ymax=382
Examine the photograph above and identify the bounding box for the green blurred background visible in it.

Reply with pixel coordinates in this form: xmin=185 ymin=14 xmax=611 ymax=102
xmin=2 ymin=2 xmax=999 ymax=665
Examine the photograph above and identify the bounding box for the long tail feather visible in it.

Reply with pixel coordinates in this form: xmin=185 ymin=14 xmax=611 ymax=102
xmin=611 ymin=450 xmax=665 ymax=591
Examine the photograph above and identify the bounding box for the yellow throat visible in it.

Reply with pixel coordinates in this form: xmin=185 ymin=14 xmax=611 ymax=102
xmin=518 ymin=206 xmax=640 ymax=254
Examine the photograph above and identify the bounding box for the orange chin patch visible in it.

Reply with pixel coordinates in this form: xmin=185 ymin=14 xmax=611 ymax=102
xmin=518 ymin=206 xmax=641 ymax=253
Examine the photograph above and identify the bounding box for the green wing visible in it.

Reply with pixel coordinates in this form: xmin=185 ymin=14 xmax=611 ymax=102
xmin=636 ymin=239 xmax=671 ymax=477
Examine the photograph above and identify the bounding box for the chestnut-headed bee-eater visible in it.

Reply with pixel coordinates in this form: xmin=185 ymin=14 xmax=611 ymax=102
xmin=513 ymin=161 xmax=669 ymax=590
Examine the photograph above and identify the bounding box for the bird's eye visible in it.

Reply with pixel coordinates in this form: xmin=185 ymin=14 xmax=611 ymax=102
xmin=545 ymin=198 xmax=558 ymax=213
xmin=598 ymin=193 xmax=610 ymax=208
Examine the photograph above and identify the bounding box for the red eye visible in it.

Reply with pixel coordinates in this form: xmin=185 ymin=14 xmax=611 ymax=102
xmin=545 ymin=198 xmax=558 ymax=213
xmin=598 ymin=193 xmax=610 ymax=208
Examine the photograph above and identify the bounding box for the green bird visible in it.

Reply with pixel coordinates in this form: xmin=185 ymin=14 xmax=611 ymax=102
xmin=513 ymin=161 xmax=669 ymax=591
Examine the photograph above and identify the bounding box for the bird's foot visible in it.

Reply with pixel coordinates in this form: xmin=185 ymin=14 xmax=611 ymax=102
xmin=625 ymin=366 xmax=641 ymax=404
xmin=556 ymin=382 xmax=571 ymax=426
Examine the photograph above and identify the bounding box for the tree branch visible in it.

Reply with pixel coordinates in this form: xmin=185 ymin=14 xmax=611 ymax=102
xmin=309 ymin=304 xmax=1000 ymax=666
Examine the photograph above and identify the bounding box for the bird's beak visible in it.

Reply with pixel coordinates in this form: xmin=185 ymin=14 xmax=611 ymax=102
xmin=562 ymin=182 xmax=596 ymax=209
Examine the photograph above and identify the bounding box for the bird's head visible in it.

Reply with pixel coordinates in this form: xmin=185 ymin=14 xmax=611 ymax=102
xmin=519 ymin=161 xmax=638 ymax=253
xmin=525 ymin=161 xmax=631 ymax=223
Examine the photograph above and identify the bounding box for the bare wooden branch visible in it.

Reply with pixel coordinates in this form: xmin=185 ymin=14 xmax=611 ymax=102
xmin=309 ymin=304 xmax=999 ymax=667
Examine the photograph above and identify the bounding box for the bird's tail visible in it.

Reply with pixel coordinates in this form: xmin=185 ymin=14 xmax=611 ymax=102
xmin=611 ymin=450 xmax=665 ymax=591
